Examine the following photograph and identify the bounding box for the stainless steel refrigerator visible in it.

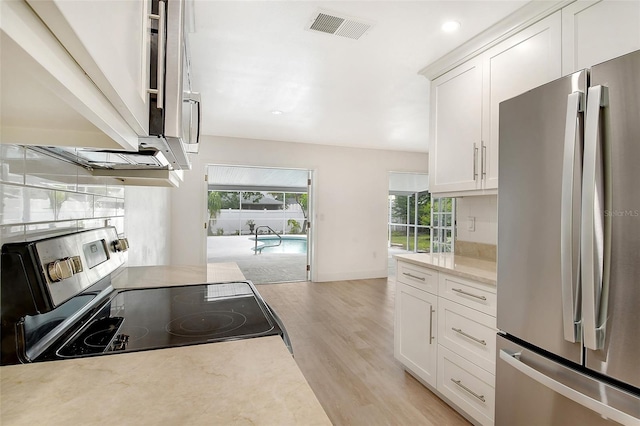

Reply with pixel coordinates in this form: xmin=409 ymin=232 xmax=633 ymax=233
xmin=496 ymin=49 xmax=640 ymax=425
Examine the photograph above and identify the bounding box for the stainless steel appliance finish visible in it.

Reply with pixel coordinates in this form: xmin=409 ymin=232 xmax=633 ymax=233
xmin=31 ymin=228 xmax=127 ymax=307
xmin=496 ymin=336 xmax=639 ymax=426
xmin=1 ymin=227 xmax=126 ymax=365
xmin=583 ymin=51 xmax=640 ymax=387
xmin=498 ymin=70 xmax=586 ymax=365
xmin=146 ymin=0 xmax=201 ymax=170
xmin=497 ymin=49 xmax=640 ymax=425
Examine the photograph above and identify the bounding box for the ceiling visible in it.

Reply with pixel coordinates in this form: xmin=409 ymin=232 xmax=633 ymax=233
xmin=188 ymin=1 xmax=529 ymax=153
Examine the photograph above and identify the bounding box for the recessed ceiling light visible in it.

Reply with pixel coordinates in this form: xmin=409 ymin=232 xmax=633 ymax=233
xmin=271 ymin=110 xmax=283 ymax=115
xmin=441 ymin=21 xmax=461 ymax=33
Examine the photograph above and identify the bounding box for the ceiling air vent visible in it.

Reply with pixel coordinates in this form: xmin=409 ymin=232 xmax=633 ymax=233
xmin=308 ymin=11 xmax=372 ymax=40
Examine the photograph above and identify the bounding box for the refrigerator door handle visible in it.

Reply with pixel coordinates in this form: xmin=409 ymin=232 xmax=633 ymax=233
xmin=560 ymin=91 xmax=583 ymax=343
xmin=499 ymin=350 xmax=638 ymax=426
xmin=582 ymin=85 xmax=609 ymax=351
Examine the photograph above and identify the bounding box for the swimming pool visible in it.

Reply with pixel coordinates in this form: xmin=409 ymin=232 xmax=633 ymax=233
xmin=251 ymin=236 xmax=307 ymax=254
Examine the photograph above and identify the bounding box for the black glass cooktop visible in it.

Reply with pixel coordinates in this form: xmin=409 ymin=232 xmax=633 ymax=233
xmin=54 ymin=282 xmax=279 ymax=358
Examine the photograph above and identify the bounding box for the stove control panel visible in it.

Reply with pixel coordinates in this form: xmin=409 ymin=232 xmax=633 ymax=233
xmin=32 ymin=227 xmax=127 ymax=308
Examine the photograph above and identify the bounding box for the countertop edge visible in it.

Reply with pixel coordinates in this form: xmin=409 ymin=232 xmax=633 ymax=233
xmin=394 ymin=253 xmax=497 ymax=286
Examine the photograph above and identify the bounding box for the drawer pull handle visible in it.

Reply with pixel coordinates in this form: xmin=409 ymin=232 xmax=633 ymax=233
xmin=451 ymin=378 xmax=486 ymax=403
xmin=452 ymin=327 xmax=486 ymax=346
xmin=452 ymin=288 xmax=486 ymax=301
xmin=403 ymin=272 xmax=425 ymax=281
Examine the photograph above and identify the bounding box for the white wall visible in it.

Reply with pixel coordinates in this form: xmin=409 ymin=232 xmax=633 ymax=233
xmin=171 ymin=136 xmax=428 ymax=282
xmin=455 ymin=195 xmax=497 ymax=244
xmin=124 ymin=186 xmax=172 ymax=266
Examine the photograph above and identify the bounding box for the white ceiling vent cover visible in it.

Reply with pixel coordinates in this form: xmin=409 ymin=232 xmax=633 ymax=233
xmin=308 ymin=11 xmax=372 ymax=40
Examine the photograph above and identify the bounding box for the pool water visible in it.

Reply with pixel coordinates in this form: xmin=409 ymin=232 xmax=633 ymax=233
xmin=251 ymin=236 xmax=307 ymax=254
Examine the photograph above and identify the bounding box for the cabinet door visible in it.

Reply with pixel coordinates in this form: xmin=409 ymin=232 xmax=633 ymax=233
xmin=1 ymin=0 xmax=139 ymax=150
xmin=562 ymin=0 xmax=640 ymax=75
xmin=429 ymin=57 xmax=483 ymax=194
xmin=394 ymin=282 xmax=438 ymax=388
xmin=28 ymin=0 xmax=151 ymax=135
xmin=482 ymin=12 xmax=562 ymax=189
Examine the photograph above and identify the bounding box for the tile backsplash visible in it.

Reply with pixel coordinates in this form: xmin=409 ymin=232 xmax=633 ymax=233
xmin=0 ymin=145 xmax=125 ymax=243
xmin=455 ymin=195 xmax=498 ymax=245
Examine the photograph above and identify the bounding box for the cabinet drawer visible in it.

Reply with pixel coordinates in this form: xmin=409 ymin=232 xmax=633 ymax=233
xmin=438 ymin=298 xmax=497 ymax=374
xmin=397 ymin=261 xmax=438 ymax=294
xmin=438 ymin=345 xmax=495 ymax=426
xmin=438 ymin=273 xmax=496 ymax=316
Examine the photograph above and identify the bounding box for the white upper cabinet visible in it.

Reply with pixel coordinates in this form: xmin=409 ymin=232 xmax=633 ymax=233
xmin=0 ymin=0 xmax=139 ymax=151
xmin=27 ymin=0 xmax=151 ymax=136
xmin=562 ymin=0 xmax=640 ymax=75
xmin=482 ymin=12 xmax=562 ymax=189
xmin=428 ymin=12 xmax=561 ymax=195
xmin=429 ymin=58 xmax=483 ymax=194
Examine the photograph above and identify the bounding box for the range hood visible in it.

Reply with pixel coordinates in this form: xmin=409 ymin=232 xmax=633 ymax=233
xmin=30 ymin=146 xmax=183 ymax=187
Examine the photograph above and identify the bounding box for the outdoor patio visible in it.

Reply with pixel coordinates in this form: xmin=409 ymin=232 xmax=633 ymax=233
xmin=207 ymin=235 xmax=308 ymax=284
xmin=208 ymin=235 xmax=407 ymax=284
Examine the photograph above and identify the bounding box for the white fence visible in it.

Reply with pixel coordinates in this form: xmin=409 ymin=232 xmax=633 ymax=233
xmin=209 ymin=207 xmax=306 ymax=236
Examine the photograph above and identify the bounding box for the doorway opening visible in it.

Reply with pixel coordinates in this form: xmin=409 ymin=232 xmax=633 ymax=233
xmin=206 ymin=165 xmax=312 ymax=284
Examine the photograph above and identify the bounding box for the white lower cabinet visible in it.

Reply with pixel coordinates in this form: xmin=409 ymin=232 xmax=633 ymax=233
xmin=438 ymin=298 xmax=497 ymax=375
xmin=438 ymin=346 xmax=495 ymax=426
xmin=395 ymin=260 xmax=497 ymax=425
xmin=394 ymin=281 xmax=438 ymax=388
xmin=439 ymin=273 xmax=497 ymax=317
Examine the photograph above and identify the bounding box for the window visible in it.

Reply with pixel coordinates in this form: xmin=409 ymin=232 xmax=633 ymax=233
xmin=430 ymin=197 xmax=455 ymax=253
xmin=388 ymin=192 xmax=455 ymax=254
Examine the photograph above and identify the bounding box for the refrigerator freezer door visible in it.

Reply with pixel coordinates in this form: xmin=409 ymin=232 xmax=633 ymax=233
xmin=496 ymin=335 xmax=640 ymax=426
xmin=585 ymin=49 xmax=640 ymax=390
xmin=497 ymin=70 xmax=586 ymax=364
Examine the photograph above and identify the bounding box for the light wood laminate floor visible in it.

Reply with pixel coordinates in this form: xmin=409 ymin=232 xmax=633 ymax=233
xmin=258 ymin=278 xmax=470 ymax=425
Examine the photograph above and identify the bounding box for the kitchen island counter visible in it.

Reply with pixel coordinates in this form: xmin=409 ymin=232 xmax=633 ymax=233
xmin=2 ymin=263 xmax=330 ymax=425
xmin=394 ymin=253 xmax=496 ymax=285
xmin=0 ymin=335 xmax=330 ymax=425
xmin=112 ymin=262 xmax=246 ymax=289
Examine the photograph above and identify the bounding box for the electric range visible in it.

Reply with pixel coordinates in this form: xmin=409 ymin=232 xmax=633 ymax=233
xmin=1 ymin=227 xmax=289 ymax=366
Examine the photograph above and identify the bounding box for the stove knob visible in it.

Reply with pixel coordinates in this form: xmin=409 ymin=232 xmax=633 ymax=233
xmin=114 ymin=238 xmax=129 ymax=252
xmin=47 ymin=258 xmax=75 ymax=282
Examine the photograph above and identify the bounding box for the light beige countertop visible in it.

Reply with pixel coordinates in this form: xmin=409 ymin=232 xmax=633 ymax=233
xmin=0 ymin=336 xmax=330 ymax=425
xmin=394 ymin=253 xmax=497 ymax=285
xmin=1 ymin=263 xmax=330 ymax=425
xmin=112 ymin=262 xmax=246 ymax=289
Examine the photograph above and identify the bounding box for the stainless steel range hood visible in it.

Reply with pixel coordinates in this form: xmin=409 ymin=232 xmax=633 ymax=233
xmin=36 ymin=146 xmax=172 ymax=170
xmin=30 ymin=146 xmax=184 ymax=187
